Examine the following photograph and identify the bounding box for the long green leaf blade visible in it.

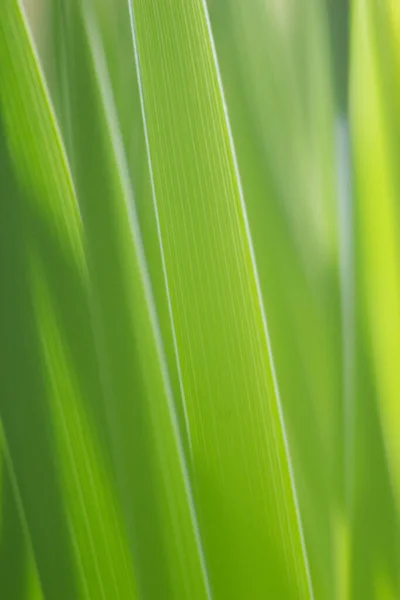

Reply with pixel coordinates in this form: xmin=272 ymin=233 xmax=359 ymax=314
xmin=128 ymin=0 xmax=313 ymax=597
xmin=49 ymin=2 xmax=212 ymax=597
xmin=0 ymin=2 xmax=137 ymax=597
xmin=351 ymin=0 xmax=400 ymax=512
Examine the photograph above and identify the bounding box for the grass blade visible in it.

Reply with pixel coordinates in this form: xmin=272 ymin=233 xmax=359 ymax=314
xmin=351 ymin=0 xmax=400 ymax=512
xmin=0 ymin=2 xmax=137 ymax=597
xmin=49 ymin=2 xmax=212 ymax=597
xmin=128 ymin=0 xmax=313 ymax=596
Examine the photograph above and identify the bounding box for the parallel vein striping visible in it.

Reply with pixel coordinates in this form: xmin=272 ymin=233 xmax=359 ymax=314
xmin=0 ymin=0 xmax=84 ymax=275
xmin=128 ymin=0 xmax=313 ymax=597
xmin=81 ymin=8 xmax=213 ymax=597
xmin=0 ymin=2 xmax=137 ymax=598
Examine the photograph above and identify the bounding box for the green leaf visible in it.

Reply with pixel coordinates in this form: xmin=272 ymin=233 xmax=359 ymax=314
xmin=351 ymin=0 xmax=400 ymax=512
xmin=48 ymin=2 xmax=212 ymax=598
xmin=0 ymin=2 xmax=137 ymax=597
xmin=128 ymin=0 xmax=313 ymax=597
xmin=207 ymin=3 xmax=342 ymax=596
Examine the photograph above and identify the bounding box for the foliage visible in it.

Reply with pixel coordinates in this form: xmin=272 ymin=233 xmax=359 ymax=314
xmin=0 ymin=0 xmax=399 ymax=598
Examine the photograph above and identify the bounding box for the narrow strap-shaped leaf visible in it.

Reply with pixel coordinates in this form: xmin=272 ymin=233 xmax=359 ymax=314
xmin=0 ymin=432 xmax=44 ymax=599
xmin=208 ymin=3 xmax=340 ymax=597
xmin=351 ymin=0 xmax=400 ymax=516
xmin=50 ymin=2 xmax=212 ymax=598
xmin=128 ymin=0 xmax=313 ymax=597
xmin=351 ymin=9 xmax=400 ymax=594
xmin=0 ymin=75 xmax=79 ymax=599
xmin=0 ymin=2 xmax=137 ymax=597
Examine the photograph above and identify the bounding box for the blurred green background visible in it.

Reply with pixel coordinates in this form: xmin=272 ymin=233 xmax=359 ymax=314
xmin=0 ymin=0 xmax=399 ymax=598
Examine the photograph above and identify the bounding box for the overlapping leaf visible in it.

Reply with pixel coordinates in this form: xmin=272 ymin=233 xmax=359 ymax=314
xmin=128 ymin=0 xmax=313 ymax=597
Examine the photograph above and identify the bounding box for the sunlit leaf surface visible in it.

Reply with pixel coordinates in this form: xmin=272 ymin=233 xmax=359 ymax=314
xmin=0 ymin=0 xmax=399 ymax=598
